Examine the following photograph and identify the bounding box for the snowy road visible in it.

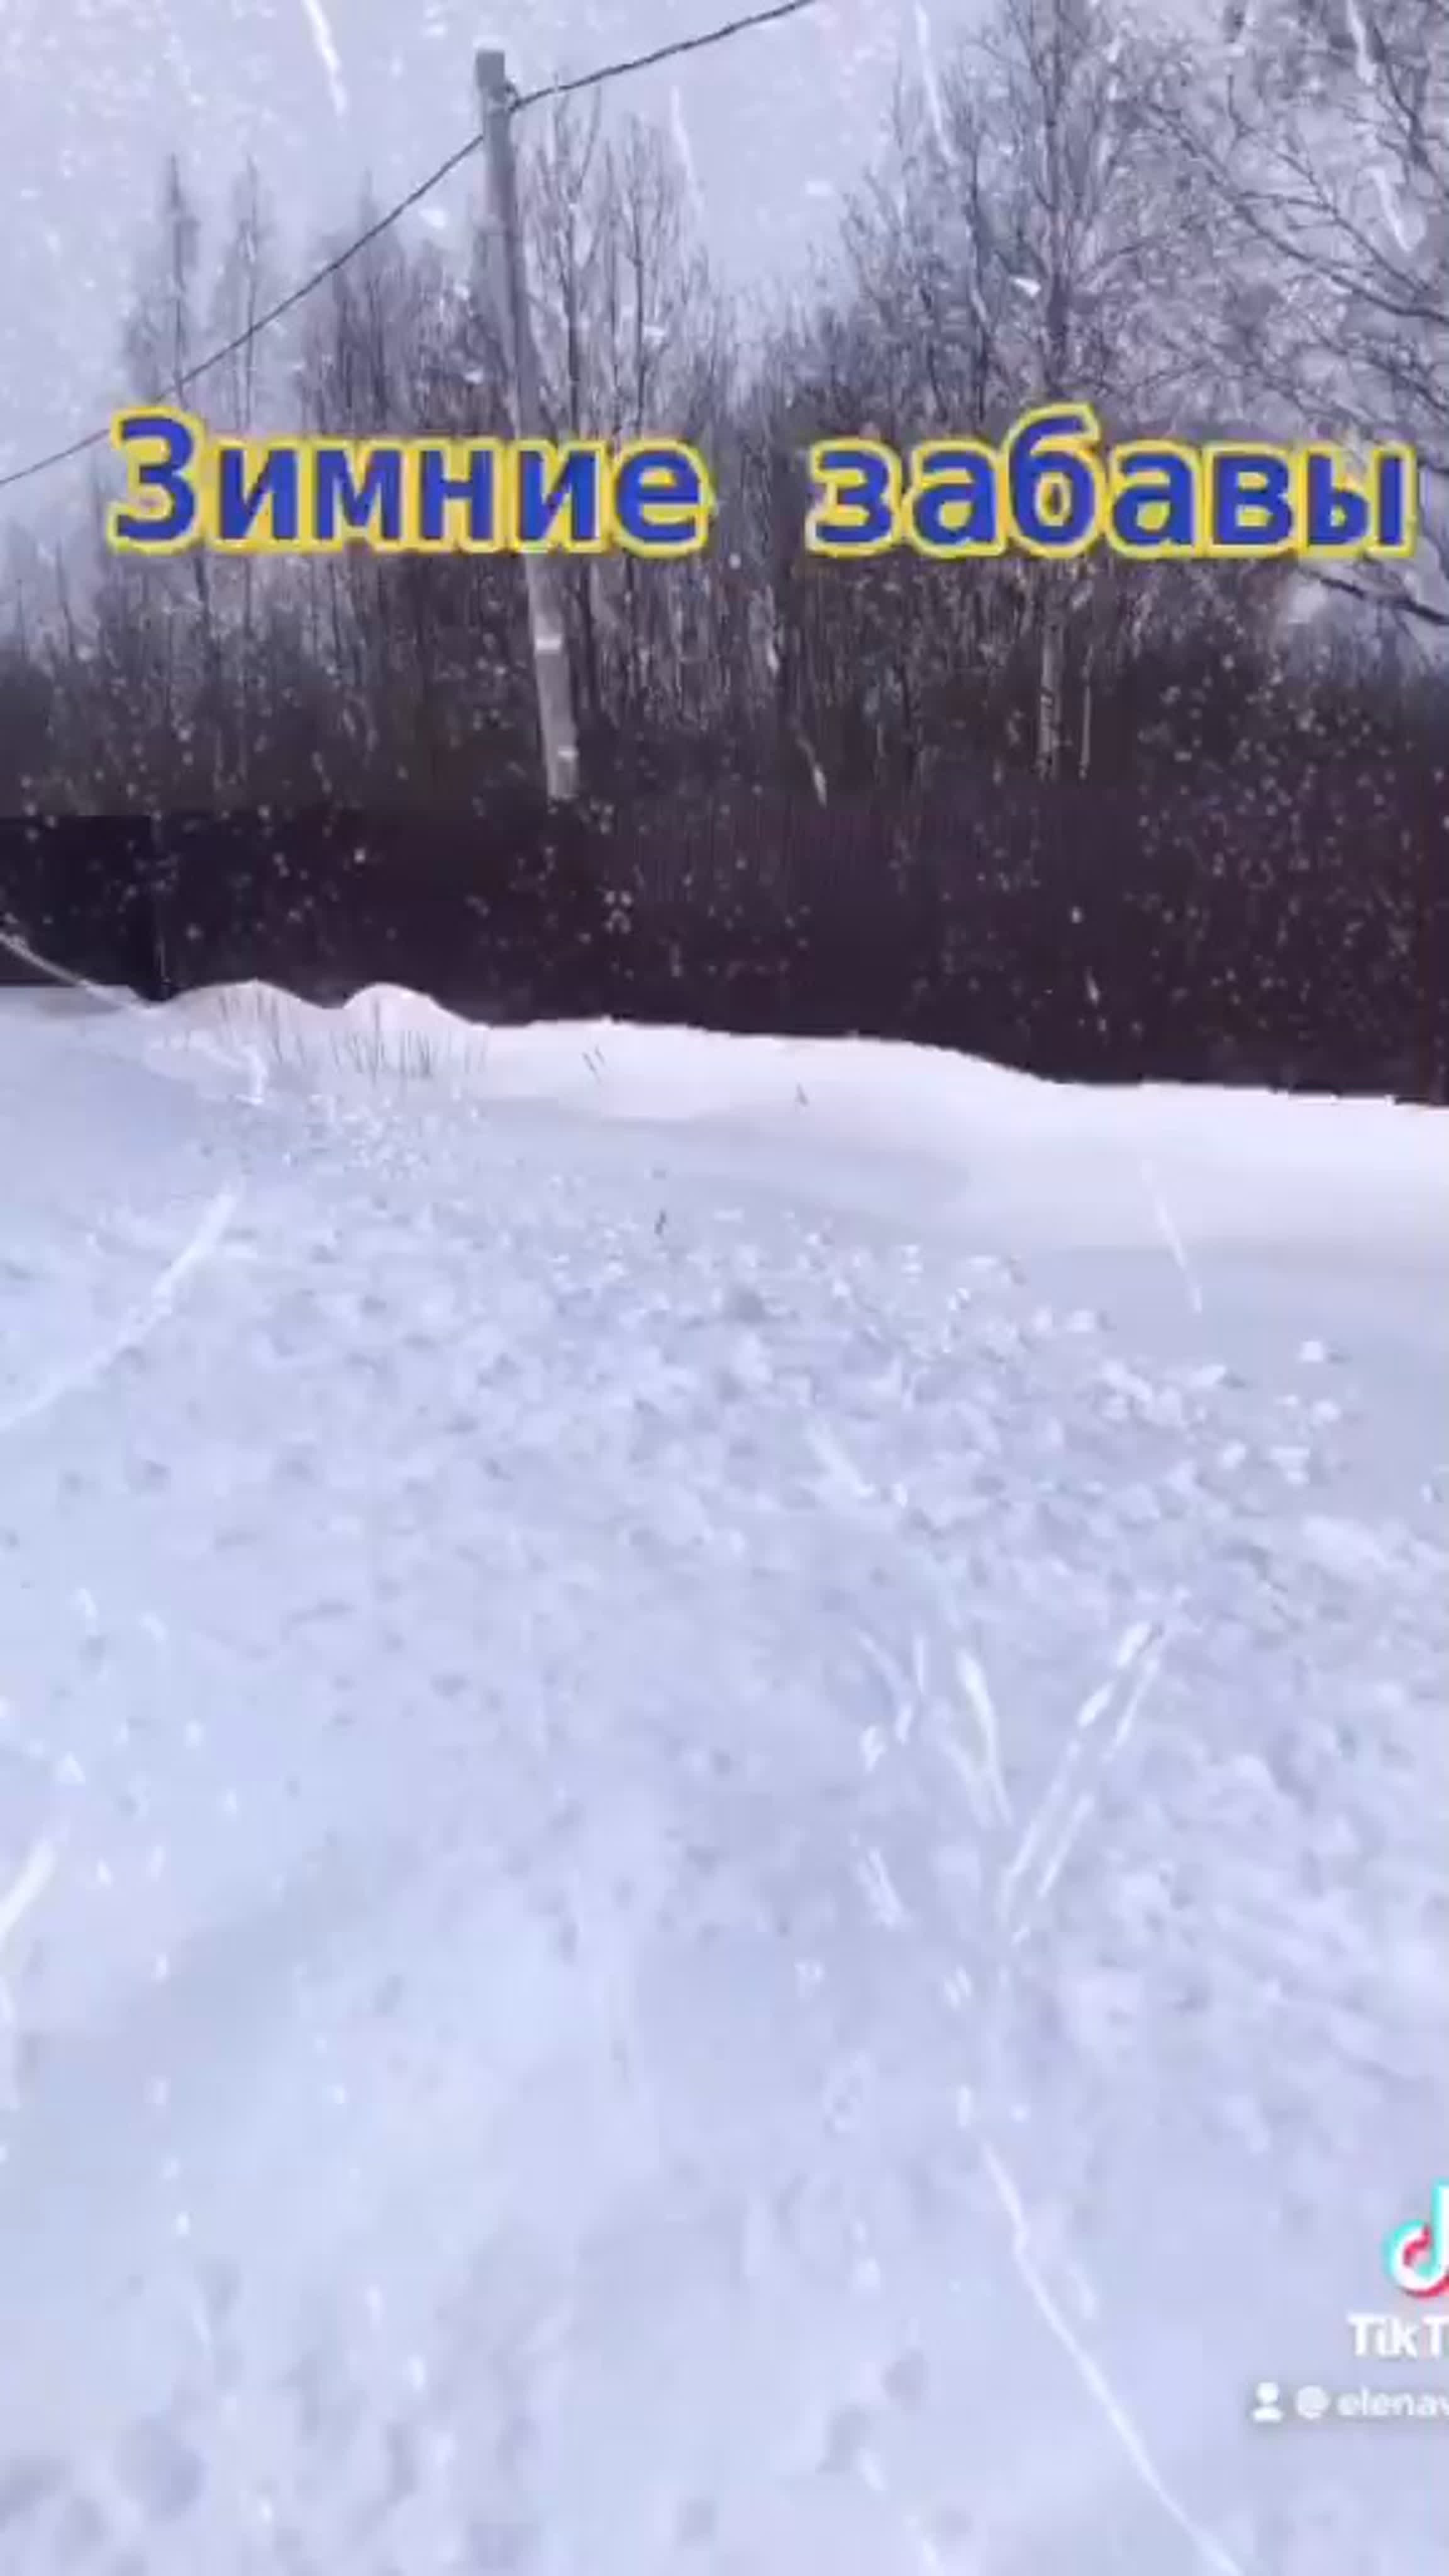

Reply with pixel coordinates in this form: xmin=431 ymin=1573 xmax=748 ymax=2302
xmin=1 ymin=989 xmax=1445 ymax=2575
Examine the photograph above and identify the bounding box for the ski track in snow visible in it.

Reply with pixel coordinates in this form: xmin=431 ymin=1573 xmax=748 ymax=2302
xmin=0 ymin=992 xmax=1444 ymax=2575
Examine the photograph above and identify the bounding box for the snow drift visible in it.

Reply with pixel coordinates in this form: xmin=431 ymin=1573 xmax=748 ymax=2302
xmin=0 ymin=982 xmax=1443 ymax=2576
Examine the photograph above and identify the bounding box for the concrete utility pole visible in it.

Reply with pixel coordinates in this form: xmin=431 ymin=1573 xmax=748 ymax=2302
xmin=475 ymin=46 xmax=581 ymax=805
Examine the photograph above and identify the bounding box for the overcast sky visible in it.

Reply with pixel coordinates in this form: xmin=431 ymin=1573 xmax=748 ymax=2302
xmin=0 ymin=0 xmax=986 ymax=538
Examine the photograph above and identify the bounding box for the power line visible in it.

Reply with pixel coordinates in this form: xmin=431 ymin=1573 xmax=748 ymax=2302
xmin=510 ymin=0 xmax=817 ymax=111
xmin=0 ymin=0 xmax=817 ymax=502
xmin=0 ymin=131 xmax=493 ymax=498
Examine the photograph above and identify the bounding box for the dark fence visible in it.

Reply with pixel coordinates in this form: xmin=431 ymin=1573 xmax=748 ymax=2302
xmin=0 ymin=801 xmax=613 ymax=1019
xmin=0 ymin=772 xmax=1443 ymax=1101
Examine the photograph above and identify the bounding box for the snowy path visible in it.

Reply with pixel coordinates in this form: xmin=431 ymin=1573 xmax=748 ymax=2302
xmin=0 ymin=992 xmax=1445 ymax=2575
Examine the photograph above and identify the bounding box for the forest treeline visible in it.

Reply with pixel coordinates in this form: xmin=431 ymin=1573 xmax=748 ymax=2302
xmin=0 ymin=0 xmax=1443 ymax=1096
xmin=2 ymin=0 xmax=1443 ymax=811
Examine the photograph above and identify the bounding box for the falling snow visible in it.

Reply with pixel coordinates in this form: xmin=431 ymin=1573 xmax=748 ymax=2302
xmin=296 ymin=0 xmax=349 ymax=123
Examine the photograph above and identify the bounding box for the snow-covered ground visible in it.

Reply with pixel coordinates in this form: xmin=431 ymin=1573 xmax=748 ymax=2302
xmin=1 ymin=980 xmax=1445 ymax=2576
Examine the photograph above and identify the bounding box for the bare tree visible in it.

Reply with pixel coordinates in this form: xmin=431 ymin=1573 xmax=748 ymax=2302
xmin=123 ymin=158 xmax=230 ymax=794
xmin=523 ymin=101 xmax=734 ymax=770
xmin=207 ymin=161 xmax=278 ymax=775
xmin=1164 ymin=0 xmax=1449 ymax=633
xmin=811 ymin=0 xmax=1216 ymax=782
